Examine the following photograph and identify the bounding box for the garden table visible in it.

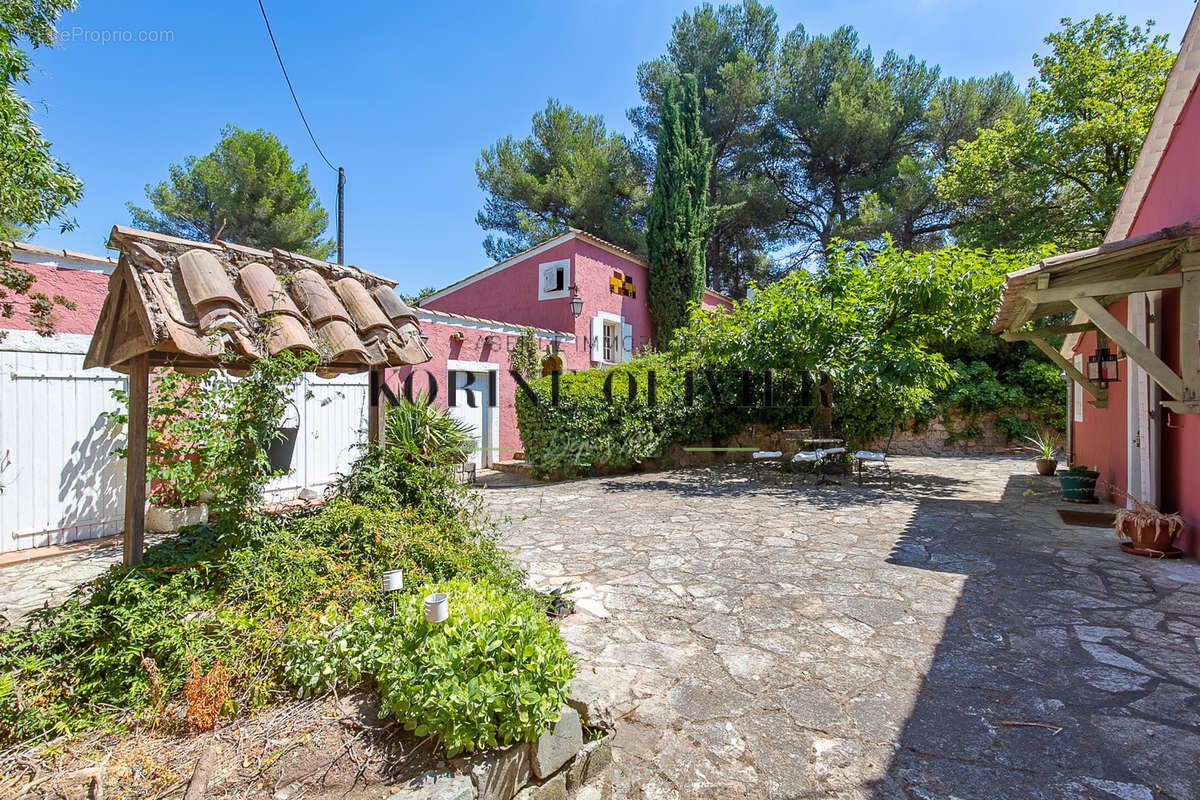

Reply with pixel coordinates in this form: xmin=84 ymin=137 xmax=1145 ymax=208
xmin=797 ymin=437 xmax=847 ymax=486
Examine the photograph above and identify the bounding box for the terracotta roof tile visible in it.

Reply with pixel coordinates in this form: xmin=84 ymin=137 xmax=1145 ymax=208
xmin=84 ymin=226 xmax=432 ymax=375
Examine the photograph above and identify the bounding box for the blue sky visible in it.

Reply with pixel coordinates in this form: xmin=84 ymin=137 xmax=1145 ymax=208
xmin=23 ymin=0 xmax=1195 ymax=295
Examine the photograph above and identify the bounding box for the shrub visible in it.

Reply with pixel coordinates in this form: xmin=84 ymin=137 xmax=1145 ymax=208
xmin=284 ymin=577 xmax=574 ymax=757
xmin=385 ymin=394 xmax=474 ymax=465
xmin=0 ymin=453 xmax=532 ymax=746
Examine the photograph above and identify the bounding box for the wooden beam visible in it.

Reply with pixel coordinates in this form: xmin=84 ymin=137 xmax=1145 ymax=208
xmin=1001 ymin=322 xmax=1097 ymax=341
xmin=1026 ymin=272 xmax=1183 ymax=304
xmin=1180 ymin=265 xmax=1200 ymax=404
xmin=124 ymin=354 xmax=149 ymax=566
xmin=1027 ymin=336 xmax=1107 ymax=404
xmin=368 ymin=368 xmax=386 ymax=447
xmin=1071 ymin=296 xmax=1184 ymax=399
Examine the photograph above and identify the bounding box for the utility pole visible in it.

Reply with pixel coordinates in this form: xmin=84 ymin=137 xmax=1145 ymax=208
xmin=337 ymin=166 xmax=345 ymax=264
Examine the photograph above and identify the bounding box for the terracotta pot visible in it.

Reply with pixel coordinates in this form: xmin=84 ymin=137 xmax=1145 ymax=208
xmin=1035 ymin=458 xmax=1058 ymax=476
xmin=1117 ymin=515 xmax=1178 ymax=552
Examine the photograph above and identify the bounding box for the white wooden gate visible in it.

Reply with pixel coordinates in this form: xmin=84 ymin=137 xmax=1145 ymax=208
xmin=0 ymin=332 xmax=127 ymax=552
xmin=1 ymin=330 xmax=370 ymax=553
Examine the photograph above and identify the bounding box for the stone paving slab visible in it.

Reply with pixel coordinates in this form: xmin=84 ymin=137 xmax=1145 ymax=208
xmin=482 ymin=457 xmax=1200 ymax=800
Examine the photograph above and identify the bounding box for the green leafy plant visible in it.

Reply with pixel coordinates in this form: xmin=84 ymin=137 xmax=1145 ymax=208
xmin=385 ymin=394 xmax=474 ymax=466
xmin=288 ymin=578 xmax=574 ymax=757
xmin=509 ymin=327 xmax=542 ymax=380
xmin=1023 ymin=429 xmax=1060 ymax=461
xmin=107 ymin=352 xmax=314 ymax=510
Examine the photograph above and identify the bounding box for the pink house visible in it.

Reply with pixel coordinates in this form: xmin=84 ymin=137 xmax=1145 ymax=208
xmin=391 ymin=229 xmax=732 ymax=467
xmin=993 ymin=5 xmax=1200 ymax=555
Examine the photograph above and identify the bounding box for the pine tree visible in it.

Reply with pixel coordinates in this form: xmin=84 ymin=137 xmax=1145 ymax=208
xmin=647 ymin=74 xmax=712 ymax=350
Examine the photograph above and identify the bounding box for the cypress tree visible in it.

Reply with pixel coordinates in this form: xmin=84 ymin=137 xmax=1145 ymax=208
xmin=647 ymin=74 xmax=713 ymax=350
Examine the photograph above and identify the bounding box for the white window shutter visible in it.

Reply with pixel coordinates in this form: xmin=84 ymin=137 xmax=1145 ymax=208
xmin=590 ymin=316 xmax=604 ymax=361
xmin=541 ymin=265 xmax=557 ymax=292
xmin=621 ymin=321 xmax=633 ymax=363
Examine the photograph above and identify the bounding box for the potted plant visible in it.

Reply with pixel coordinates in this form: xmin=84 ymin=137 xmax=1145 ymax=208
xmin=1023 ymin=429 xmax=1060 ymax=476
xmin=1114 ymin=497 xmax=1186 ymax=556
xmin=1059 ymin=463 xmax=1100 ymax=503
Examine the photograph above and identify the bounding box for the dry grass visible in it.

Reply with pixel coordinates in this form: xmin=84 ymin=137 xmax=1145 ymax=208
xmin=0 ymin=693 xmax=442 ymax=800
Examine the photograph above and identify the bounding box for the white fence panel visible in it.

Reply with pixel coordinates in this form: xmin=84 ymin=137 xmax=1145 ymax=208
xmin=266 ymin=374 xmax=369 ymax=500
xmin=0 ymin=333 xmax=126 ymax=553
xmin=1 ymin=330 xmax=370 ymax=552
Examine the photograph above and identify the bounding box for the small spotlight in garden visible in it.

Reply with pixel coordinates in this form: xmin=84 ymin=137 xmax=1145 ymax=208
xmin=381 ymin=569 xmax=404 ymax=593
xmin=424 ymin=592 xmax=449 ymax=624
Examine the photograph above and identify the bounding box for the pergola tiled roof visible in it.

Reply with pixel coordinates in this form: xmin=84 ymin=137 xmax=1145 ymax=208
xmin=86 ymin=225 xmax=433 ymax=567
xmin=85 ymin=226 xmax=432 ymax=376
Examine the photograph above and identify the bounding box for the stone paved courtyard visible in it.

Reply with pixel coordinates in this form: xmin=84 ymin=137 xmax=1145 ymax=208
xmin=2 ymin=456 xmax=1199 ymax=799
xmin=484 ymin=456 xmax=1200 ymax=800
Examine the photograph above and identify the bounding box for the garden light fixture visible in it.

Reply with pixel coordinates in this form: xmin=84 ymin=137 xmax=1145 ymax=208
xmin=424 ymin=592 xmax=449 ymax=623
xmin=1087 ymin=347 xmax=1119 ymax=386
xmin=569 ymin=283 xmax=583 ymax=318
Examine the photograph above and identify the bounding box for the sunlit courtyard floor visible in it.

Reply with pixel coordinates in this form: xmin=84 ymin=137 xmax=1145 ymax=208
xmin=483 ymin=457 xmax=1200 ymax=800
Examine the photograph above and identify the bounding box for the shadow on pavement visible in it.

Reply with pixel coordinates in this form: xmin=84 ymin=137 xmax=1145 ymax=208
xmin=868 ymin=475 xmax=1200 ymax=800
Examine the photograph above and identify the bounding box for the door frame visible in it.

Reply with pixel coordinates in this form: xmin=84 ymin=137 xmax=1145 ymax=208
xmin=1126 ymin=292 xmax=1162 ymax=506
xmin=446 ymin=359 xmax=500 ymax=468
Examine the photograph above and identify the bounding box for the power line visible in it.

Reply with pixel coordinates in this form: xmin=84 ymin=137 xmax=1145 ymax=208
xmin=256 ymin=0 xmax=337 ymax=174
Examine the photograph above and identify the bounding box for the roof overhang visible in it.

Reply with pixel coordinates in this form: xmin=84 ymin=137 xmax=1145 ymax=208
xmin=991 ymin=224 xmax=1200 ymax=334
xmin=992 ymin=224 xmax=1200 ymax=412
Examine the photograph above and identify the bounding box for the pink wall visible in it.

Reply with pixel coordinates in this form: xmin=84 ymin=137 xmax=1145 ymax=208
xmin=1126 ymin=79 xmax=1200 ymax=239
xmin=1070 ymin=299 xmax=1129 ymax=505
xmin=1 ymin=261 xmax=108 ymax=335
xmin=387 ymin=317 xmax=564 ymax=460
xmin=398 ymin=232 xmax=734 ymax=461
xmin=1120 ymin=78 xmax=1200 ymax=555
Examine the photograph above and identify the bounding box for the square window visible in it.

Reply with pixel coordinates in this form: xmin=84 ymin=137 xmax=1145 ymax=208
xmin=538 ymin=259 xmax=570 ymax=300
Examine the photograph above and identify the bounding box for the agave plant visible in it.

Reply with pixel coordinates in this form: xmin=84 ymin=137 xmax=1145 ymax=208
xmin=1022 ymin=429 xmax=1060 ymax=461
xmin=385 ymin=394 xmax=475 ymax=465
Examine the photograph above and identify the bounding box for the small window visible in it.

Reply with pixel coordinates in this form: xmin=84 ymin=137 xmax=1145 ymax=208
xmin=603 ymin=320 xmax=620 ymax=363
xmin=538 ymin=259 xmax=570 ymax=300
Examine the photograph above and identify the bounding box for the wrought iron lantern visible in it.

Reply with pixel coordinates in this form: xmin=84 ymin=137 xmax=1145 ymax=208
xmin=569 ymin=283 xmax=583 ymax=317
xmin=1087 ymin=347 xmax=1119 ymax=386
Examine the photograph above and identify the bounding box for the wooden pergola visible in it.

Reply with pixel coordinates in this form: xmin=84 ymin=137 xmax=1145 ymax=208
xmin=85 ymin=226 xmax=431 ymax=565
xmin=992 ymin=224 xmax=1200 ymax=415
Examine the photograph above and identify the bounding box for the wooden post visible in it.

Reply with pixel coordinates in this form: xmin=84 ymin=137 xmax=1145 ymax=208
xmin=368 ymin=368 xmax=386 ymax=447
xmin=124 ymin=354 xmax=149 ymax=566
xmin=1180 ymin=254 xmax=1200 ymax=403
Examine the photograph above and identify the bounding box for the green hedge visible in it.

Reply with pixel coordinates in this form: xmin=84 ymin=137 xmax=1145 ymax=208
xmin=515 ymin=353 xmax=821 ymax=477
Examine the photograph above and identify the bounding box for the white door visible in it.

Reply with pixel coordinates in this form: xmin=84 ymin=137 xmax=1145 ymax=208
xmin=1126 ymin=292 xmax=1161 ymax=506
xmin=447 ymin=370 xmax=488 ymax=468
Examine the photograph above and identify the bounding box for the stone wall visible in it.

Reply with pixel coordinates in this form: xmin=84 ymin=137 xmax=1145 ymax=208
xmin=861 ymin=413 xmax=1026 ymax=457
xmin=500 ymin=413 xmax=1026 ymax=481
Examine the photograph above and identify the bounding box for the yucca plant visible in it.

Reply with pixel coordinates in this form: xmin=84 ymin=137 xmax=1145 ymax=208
xmin=385 ymin=394 xmax=475 ymax=465
xmin=1022 ymin=429 xmax=1059 ymax=461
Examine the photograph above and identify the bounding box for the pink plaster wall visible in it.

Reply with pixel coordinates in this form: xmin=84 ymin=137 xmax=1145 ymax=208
xmin=1073 ymin=73 xmax=1200 ymax=554
xmin=1070 ymin=299 xmax=1129 ymax=505
xmin=1126 ymin=79 xmax=1200 ymax=239
xmin=394 ymin=232 xmax=733 ymax=461
xmin=1 ymin=261 xmax=108 ymax=335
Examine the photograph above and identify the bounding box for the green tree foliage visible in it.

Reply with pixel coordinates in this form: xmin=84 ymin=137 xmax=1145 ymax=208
xmin=938 ymin=15 xmax=1174 ymax=251
xmin=0 ymin=0 xmax=81 ymax=237
xmin=128 ymin=125 xmax=334 ymax=258
xmin=475 ymin=99 xmax=646 ymax=261
xmin=647 ymin=75 xmax=713 ymax=350
xmin=844 ymin=74 xmax=1024 ymax=250
xmin=631 ymin=0 xmax=784 ymax=296
xmin=1 ymin=0 xmax=83 ymax=341
xmin=770 ymin=26 xmax=940 ymax=262
xmin=674 ymin=241 xmax=1041 ymax=436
